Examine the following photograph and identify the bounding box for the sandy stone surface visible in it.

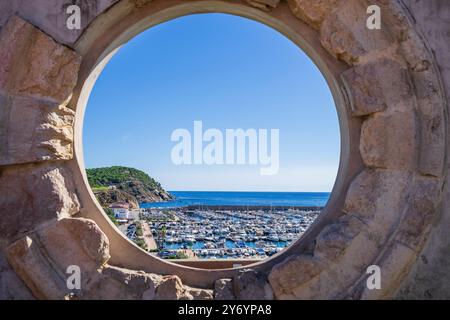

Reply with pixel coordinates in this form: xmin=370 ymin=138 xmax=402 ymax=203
xmin=234 ymin=269 xmax=273 ymax=300
xmin=0 ymin=95 xmax=75 ymax=165
xmin=0 ymin=164 xmax=80 ymax=241
xmin=246 ymin=0 xmax=280 ymax=11
xmin=214 ymin=278 xmax=235 ymax=300
xmin=0 ymin=0 xmax=448 ymax=300
xmin=0 ymin=16 xmax=81 ymax=102
xmin=287 ymin=0 xmax=338 ymax=30
xmin=6 ymin=218 xmax=109 ymax=299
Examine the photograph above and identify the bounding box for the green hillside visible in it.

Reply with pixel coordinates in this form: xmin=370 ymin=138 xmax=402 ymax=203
xmin=86 ymin=166 xmax=173 ymax=208
xmin=87 ymin=166 xmax=163 ymax=190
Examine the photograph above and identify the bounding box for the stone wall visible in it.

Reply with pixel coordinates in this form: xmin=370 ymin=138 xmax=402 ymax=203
xmin=392 ymin=0 xmax=450 ymax=299
xmin=0 ymin=0 xmax=449 ymax=300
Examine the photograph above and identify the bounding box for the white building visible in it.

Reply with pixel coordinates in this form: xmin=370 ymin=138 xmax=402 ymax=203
xmin=109 ymin=202 xmax=130 ymax=220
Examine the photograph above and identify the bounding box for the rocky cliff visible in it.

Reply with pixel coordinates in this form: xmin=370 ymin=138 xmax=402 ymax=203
xmin=86 ymin=166 xmax=173 ymax=209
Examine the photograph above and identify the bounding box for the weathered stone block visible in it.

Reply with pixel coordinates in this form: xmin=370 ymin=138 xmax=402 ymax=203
xmin=85 ymin=265 xmax=160 ymax=300
xmin=359 ymin=241 xmax=416 ymax=299
xmin=269 ymin=255 xmax=324 ymax=299
xmin=274 ymin=214 xmax=384 ymax=300
xmin=401 ymin=29 xmax=433 ymax=73
xmin=314 ymin=215 xmax=365 ymax=261
xmin=234 ymin=269 xmax=273 ymax=300
xmin=1 ymin=1 xmax=120 ymax=46
xmin=214 ymin=278 xmax=235 ymax=300
xmin=412 ymin=70 xmax=446 ymax=177
xmin=6 ymin=218 xmax=110 ymax=299
xmin=396 ymin=176 xmax=442 ymax=249
xmin=37 ymin=218 xmax=110 ymax=270
xmin=6 ymin=236 xmax=68 ymax=299
xmin=0 ymin=95 xmax=75 ymax=165
xmin=185 ymin=286 xmax=214 ymax=300
xmin=401 ymin=35 xmax=445 ymax=177
xmin=0 ymin=164 xmax=79 ymax=240
xmin=246 ymin=0 xmax=280 ymax=11
xmin=132 ymin=0 xmax=154 ymax=9
xmin=291 ymin=234 xmax=380 ymax=299
xmin=417 ymin=106 xmax=445 ymax=177
xmin=344 ymin=169 xmax=412 ymax=222
xmin=0 ymin=15 xmax=81 ymax=102
xmin=341 ymin=58 xmax=412 ymax=116
xmin=320 ymin=0 xmax=392 ymax=65
xmin=154 ymin=275 xmax=187 ymax=300
xmin=287 ymin=0 xmax=338 ymax=30
xmin=0 ymin=251 xmax=34 ymax=300
xmin=360 ymin=110 xmax=417 ymax=170
xmin=152 ymin=274 xmax=212 ymax=300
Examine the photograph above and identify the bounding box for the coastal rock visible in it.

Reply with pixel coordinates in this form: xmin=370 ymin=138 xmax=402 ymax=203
xmin=124 ymin=180 xmax=173 ymax=203
xmin=234 ymin=269 xmax=273 ymax=300
xmin=94 ymin=189 xmax=140 ymax=209
xmin=87 ymin=166 xmax=173 ymax=208
xmin=214 ymin=278 xmax=235 ymax=300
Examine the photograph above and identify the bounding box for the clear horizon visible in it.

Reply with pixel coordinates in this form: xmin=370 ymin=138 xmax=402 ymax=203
xmin=166 ymin=190 xmax=331 ymax=193
xmin=83 ymin=13 xmax=340 ymax=192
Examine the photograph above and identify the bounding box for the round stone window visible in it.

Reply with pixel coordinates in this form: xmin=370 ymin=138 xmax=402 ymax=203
xmin=81 ymin=12 xmax=341 ymax=266
xmin=1 ymin=0 xmax=445 ymax=300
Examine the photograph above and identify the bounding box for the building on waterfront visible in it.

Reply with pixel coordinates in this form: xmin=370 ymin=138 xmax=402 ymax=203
xmin=109 ymin=202 xmax=130 ymax=220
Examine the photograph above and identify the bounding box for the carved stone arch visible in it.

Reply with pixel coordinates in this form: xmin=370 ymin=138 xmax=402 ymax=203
xmin=0 ymin=0 xmax=447 ymax=300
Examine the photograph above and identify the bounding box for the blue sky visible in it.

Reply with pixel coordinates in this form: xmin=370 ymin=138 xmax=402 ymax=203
xmin=83 ymin=13 xmax=340 ymax=192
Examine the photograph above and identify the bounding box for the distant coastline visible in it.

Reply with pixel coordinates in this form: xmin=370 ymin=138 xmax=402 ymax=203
xmin=140 ymin=191 xmax=330 ymax=209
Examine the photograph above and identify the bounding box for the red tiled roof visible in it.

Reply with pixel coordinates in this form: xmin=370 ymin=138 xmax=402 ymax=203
xmin=109 ymin=202 xmax=129 ymax=209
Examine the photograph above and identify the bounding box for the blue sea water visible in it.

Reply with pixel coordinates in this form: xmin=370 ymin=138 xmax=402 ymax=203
xmin=140 ymin=191 xmax=330 ymax=208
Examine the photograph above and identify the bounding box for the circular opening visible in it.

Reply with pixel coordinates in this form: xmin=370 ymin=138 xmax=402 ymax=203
xmin=72 ymin=1 xmax=355 ymax=279
xmin=81 ymin=13 xmax=340 ymax=267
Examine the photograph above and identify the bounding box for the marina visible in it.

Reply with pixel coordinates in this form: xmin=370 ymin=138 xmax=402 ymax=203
xmin=142 ymin=206 xmax=321 ymax=260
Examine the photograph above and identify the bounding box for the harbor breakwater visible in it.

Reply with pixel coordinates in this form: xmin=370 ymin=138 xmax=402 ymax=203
xmin=184 ymin=205 xmax=324 ymax=211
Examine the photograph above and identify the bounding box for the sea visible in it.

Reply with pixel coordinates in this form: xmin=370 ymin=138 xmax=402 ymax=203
xmin=140 ymin=191 xmax=330 ymax=209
